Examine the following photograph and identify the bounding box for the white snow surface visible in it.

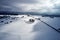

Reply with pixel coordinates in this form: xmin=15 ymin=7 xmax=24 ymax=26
xmin=0 ymin=15 xmax=60 ymax=40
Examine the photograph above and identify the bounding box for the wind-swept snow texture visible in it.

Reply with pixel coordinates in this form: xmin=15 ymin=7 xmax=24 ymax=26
xmin=0 ymin=15 xmax=60 ymax=40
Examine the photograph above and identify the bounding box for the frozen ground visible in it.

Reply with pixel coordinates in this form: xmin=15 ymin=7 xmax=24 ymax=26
xmin=0 ymin=15 xmax=60 ymax=40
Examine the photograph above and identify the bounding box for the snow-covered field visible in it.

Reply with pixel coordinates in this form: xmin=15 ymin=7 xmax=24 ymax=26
xmin=0 ymin=15 xmax=60 ymax=40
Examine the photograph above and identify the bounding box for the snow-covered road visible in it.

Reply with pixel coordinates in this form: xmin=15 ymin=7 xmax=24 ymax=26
xmin=0 ymin=15 xmax=60 ymax=40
